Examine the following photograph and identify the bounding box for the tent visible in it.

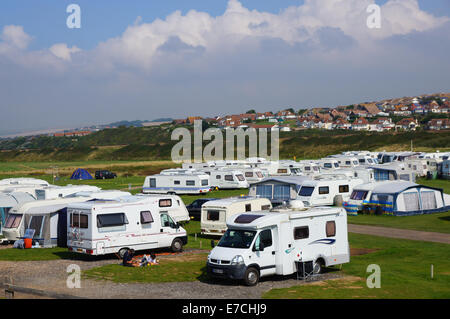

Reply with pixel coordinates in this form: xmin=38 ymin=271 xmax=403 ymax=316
xmin=70 ymin=168 xmax=93 ymax=180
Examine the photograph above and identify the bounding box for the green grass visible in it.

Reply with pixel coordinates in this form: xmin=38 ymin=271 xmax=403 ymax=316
xmin=348 ymin=211 xmax=450 ymax=234
xmin=263 ymin=233 xmax=450 ymax=299
xmin=0 ymin=247 xmax=78 ymax=261
xmin=83 ymin=253 xmax=208 ymax=283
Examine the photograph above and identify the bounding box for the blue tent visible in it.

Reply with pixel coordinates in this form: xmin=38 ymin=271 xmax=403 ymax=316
xmin=70 ymin=168 xmax=93 ymax=180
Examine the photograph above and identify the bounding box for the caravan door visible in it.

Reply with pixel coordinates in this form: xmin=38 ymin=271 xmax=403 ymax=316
xmin=251 ymin=227 xmax=277 ymax=277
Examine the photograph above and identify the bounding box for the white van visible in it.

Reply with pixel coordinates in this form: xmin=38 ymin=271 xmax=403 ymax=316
xmin=206 ymin=202 xmax=350 ymax=286
xmin=200 ymin=169 xmax=249 ymax=189
xmin=67 ymin=196 xmax=188 ymax=257
xmin=143 ymin=173 xmax=210 ymax=195
xmin=35 ymin=185 xmax=101 ymax=200
xmin=297 ymin=177 xmax=364 ymax=207
xmin=133 ymin=193 xmax=190 ymax=223
xmin=200 ymin=197 xmax=272 ymax=236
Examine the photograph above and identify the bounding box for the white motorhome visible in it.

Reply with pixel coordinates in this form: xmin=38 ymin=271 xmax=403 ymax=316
xmin=206 ymin=202 xmax=350 ymax=286
xmin=297 ymin=177 xmax=364 ymax=207
xmin=1 ymin=190 xmax=131 ymax=245
xmin=142 ymin=173 xmax=210 ymax=195
xmin=200 ymin=197 xmax=272 ymax=236
xmin=199 ymin=169 xmax=249 ymax=189
xmin=35 ymin=185 xmax=101 ymax=200
xmin=67 ymin=196 xmax=188 ymax=257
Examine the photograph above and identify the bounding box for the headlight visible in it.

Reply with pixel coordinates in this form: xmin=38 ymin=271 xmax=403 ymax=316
xmin=207 ymin=253 xmax=211 ymax=262
xmin=231 ymin=255 xmax=244 ymax=265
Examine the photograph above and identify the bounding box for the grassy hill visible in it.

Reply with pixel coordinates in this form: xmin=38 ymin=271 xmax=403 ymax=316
xmin=0 ymin=126 xmax=449 ymax=162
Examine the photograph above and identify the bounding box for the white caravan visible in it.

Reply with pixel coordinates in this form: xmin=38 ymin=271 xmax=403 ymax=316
xmin=316 ymin=159 xmax=340 ymax=171
xmin=328 ymin=156 xmax=360 ymax=168
xmin=35 ymin=185 xmax=101 ymax=200
xmin=239 ymin=168 xmax=266 ymax=183
xmin=199 ymin=169 xmax=249 ymax=189
xmin=1 ymin=190 xmax=131 ymax=245
xmin=142 ymin=173 xmax=210 ymax=195
xmin=297 ymin=177 xmax=364 ymax=207
xmin=67 ymin=196 xmax=188 ymax=257
xmin=0 ymin=178 xmax=50 ymax=187
xmin=206 ymin=202 xmax=350 ymax=286
xmin=200 ymin=197 xmax=272 ymax=236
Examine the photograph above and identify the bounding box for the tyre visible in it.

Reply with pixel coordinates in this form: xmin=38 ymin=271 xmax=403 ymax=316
xmin=171 ymin=238 xmax=183 ymax=253
xmin=243 ymin=267 xmax=259 ymax=286
xmin=313 ymin=259 xmax=324 ymax=274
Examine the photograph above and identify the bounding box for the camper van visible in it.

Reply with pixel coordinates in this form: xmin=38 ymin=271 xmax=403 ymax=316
xmin=200 ymin=197 xmax=272 ymax=236
xmin=67 ymin=196 xmax=188 ymax=257
xmin=199 ymin=169 xmax=249 ymax=189
xmin=206 ymin=202 xmax=350 ymax=286
xmin=35 ymin=185 xmax=101 ymax=200
xmin=142 ymin=173 xmax=211 ymax=195
xmin=297 ymin=177 xmax=364 ymax=207
xmin=1 ymin=190 xmax=131 ymax=245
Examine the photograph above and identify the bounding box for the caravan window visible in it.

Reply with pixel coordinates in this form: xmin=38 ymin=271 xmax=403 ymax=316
xmin=277 ymin=169 xmax=288 ymax=174
xmin=70 ymin=213 xmax=88 ymax=228
xmin=261 ymin=204 xmax=271 ymax=210
xmin=256 ymin=171 xmax=264 ymax=178
xmin=339 ymin=185 xmax=349 ymax=193
xmin=334 ymin=163 xmax=339 ymax=168
xmin=28 ymin=216 xmax=44 ymax=238
xmin=345 ymin=161 xmax=351 ymax=165
xmin=140 ymin=211 xmax=154 ymax=224
xmin=304 ymin=166 xmax=311 ymax=171
xmin=350 ymin=191 xmax=368 ymax=200
xmin=174 ymin=180 xmax=180 ymax=185
xmin=225 ymin=175 xmax=234 ymax=181
xmin=299 ymin=186 xmax=314 ymax=197
xmin=294 ymin=226 xmax=309 ymax=240
xmin=159 ymin=199 xmax=172 ymax=207
xmin=4 ymin=214 xmax=22 ymax=229
xmin=326 ymin=221 xmax=336 ymax=237
xmin=201 ymin=179 xmax=209 ymax=186
xmin=319 ymin=186 xmax=329 ymax=195
xmin=149 ymin=178 xmax=156 ymax=188
xmin=245 ymin=204 xmax=251 ymax=212
xmin=207 ymin=210 xmax=220 ymax=221
xmin=324 ymin=163 xmax=332 ymax=168
xmin=216 ymin=175 xmax=221 ymax=179
xmin=245 ymin=172 xmax=254 ymax=177
xmin=97 ymin=213 xmax=128 ymax=228
xmin=186 ymin=180 xmax=195 ymax=186
xmin=236 ymin=174 xmax=245 ymax=181
xmin=399 ymin=174 xmax=410 ymax=181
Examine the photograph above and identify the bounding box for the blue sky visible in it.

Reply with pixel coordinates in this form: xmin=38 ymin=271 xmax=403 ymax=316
xmin=0 ymin=0 xmax=449 ymax=135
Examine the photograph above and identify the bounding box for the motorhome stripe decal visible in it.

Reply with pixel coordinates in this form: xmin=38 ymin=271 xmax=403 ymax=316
xmin=309 ymin=239 xmax=336 ymax=245
xmin=260 ymin=265 xmax=276 ymax=270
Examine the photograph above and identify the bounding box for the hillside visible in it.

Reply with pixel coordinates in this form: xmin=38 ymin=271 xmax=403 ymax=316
xmin=0 ymin=126 xmax=449 ymax=162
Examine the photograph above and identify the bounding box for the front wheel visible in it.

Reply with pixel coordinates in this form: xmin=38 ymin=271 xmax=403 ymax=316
xmin=243 ymin=267 xmax=259 ymax=286
xmin=171 ymin=238 xmax=183 ymax=253
xmin=313 ymin=259 xmax=324 ymax=274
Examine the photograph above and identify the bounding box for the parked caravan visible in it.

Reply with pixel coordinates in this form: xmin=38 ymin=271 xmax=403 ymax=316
xmin=442 ymin=160 xmax=450 ymax=180
xmin=133 ymin=194 xmax=190 ymax=223
xmin=0 ymin=178 xmax=49 ymax=187
xmin=206 ymin=202 xmax=350 ymax=286
xmin=320 ymin=168 xmax=375 ymax=184
xmin=354 ymin=155 xmax=377 ymax=166
xmin=344 ymin=181 xmax=449 ymax=216
xmin=1 ymin=190 xmax=131 ymax=245
xmin=182 ymin=162 xmax=215 ymax=170
xmin=248 ymin=176 xmax=311 ymax=206
xmin=316 ymin=159 xmax=340 ymax=171
xmin=297 ymin=161 xmax=321 ymax=176
xmin=142 ymin=173 xmax=210 ymax=195
xmin=199 ymin=169 xmax=249 ymax=189
xmin=404 ymin=159 xmax=432 ymax=177
xmin=297 ymin=177 xmax=364 ymax=207
xmin=369 ymin=164 xmax=416 ymax=182
xmin=238 ymin=168 xmax=266 ymax=183
xmin=200 ymin=197 xmax=272 ymax=236
xmin=254 ymin=161 xmax=302 ymax=176
xmin=67 ymin=196 xmax=188 ymax=257
xmin=2 ymin=197 xmax=92 ymax=245
xmin=0 ymin=192 xmax=35 ymax=238
xmin=35 ymin=185 xmax=101 ymax=200
xmin=328 ymin=156 xmax=360 ymax=168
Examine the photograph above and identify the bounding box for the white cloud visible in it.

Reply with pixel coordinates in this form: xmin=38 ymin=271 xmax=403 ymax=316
xmin=0 ymin=25 xmax=32 ymax=49
xmin=49 ymin=43 xmax=81 ymax=61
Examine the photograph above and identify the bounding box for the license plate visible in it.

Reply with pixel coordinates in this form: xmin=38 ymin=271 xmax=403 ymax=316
xmin=212 ymin=268 xmax=223 ymax=274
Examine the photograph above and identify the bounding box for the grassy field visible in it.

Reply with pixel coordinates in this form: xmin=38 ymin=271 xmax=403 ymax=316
xmin=263 ymin=233 xmax=450 ymax=299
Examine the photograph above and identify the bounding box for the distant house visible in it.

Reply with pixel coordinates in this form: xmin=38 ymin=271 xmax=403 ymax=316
xmin=276 ymin=110 xmax=296 ymax=119
xmin=427 ymin=118 xmax=450 ymax=130
xmin=370 ymin=117 xmax=394 ymax=131
xmin=351 ymin=118 xmax=369 ymax=131
xmin=333 ymin=118 xmax=351 ymax=130
xmin=361 ymin=103 xmax=381 ymax=117
xmin=395 ymin=118 xmax=419 ymax=131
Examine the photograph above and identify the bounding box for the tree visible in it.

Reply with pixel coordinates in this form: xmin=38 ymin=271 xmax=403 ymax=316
xmin=246 ymin=109 xmax=256 ymax=114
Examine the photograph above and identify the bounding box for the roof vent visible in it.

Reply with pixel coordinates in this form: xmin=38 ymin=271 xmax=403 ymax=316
xmin=289 ymin=200 xmax=305 ymax=210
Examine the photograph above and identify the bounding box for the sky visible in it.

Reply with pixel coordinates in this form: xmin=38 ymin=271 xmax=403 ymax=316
xmin=0 ymin=0 xmax=449 ymax=135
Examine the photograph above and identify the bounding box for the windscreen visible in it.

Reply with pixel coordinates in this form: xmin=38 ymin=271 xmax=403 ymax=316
xmin=299 ymin=186 xmax=315 ymax=197
xmin=217 ymin=229 xmax=256 ymax=249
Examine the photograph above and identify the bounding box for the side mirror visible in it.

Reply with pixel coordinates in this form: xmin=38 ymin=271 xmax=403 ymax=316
xmin=211 ymin=240 xmax=215 ymax=248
